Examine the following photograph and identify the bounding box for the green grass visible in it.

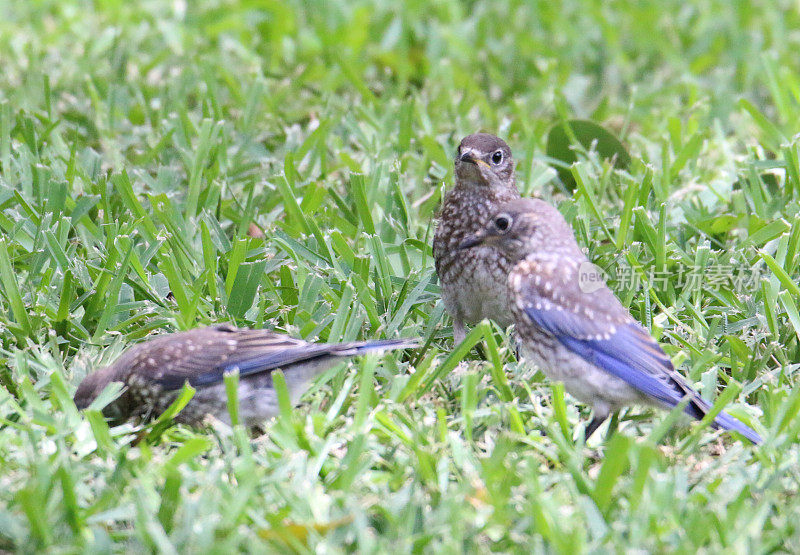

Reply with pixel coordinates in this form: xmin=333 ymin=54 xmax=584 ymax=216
xmin=0 ymin=0 xmax=799 ymax=551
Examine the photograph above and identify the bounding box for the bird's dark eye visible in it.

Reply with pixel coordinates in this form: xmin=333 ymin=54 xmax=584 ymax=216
xmin=491 ymin=150 xmax=503 ymax=165
xmin=494 ymin=215 xmax=511 ymax=232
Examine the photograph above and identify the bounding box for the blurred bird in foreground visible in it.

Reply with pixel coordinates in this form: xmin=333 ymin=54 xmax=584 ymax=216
xmin=74 ymin=325 xmax=417 ymax=427
xmin=459 ymin=198 xmax=761 ymax=444
xmin=434 ymin=133 xmax=521 ymax=343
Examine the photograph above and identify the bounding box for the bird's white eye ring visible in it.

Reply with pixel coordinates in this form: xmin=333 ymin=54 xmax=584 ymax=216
xmin=491 ymin=150 xmax=503 ymax=164
xmin=494 ymin=214 xmax=512 ymax=232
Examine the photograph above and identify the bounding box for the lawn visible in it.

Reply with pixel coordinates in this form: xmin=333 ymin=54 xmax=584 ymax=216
xmin=1 ymin=0 xmax=799 ymax=551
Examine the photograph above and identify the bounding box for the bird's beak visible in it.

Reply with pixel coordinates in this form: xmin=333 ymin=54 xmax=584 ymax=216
xmin=459 ymin=151 xmax=490 ymax=169
xmin=458 ymin=230 xmax=488 ymax=250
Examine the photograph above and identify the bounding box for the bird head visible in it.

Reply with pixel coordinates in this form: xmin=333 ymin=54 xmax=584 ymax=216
xmin=458 ymin=198 xmax=577 ymax=262
xmin=73 ymin=367 xmax=116 ymax=410
xmin=454 ymin=133 xmax=515 ymax=189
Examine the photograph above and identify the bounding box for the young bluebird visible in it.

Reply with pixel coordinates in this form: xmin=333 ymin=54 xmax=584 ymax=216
xmin=459 ymin=198 xmax=761 ymax=443
xmin=74 ymin=325 xmax=417 ymax=427
xmin=434 ymin=133 xmax=521 ymax=343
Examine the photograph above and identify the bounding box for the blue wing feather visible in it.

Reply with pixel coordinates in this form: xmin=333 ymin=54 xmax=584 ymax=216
xmin=558 ymin=333 xmax=684 ymax=407
xmin=524 ymin=306 xmax=761 ymax=443
xmin=525 ymin=308 xmax=685 ymax=405
xmin=170 ymin=338 xmax=414 ymax=389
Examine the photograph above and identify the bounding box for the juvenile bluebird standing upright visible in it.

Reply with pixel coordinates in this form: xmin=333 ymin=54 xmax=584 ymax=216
xmin=74 ymin=325 xmax=417 ymax=428
xmin=433 ymin=133 xmax=521 ymax=343
xmin=459 ymin=199 xmax=761 ymax=443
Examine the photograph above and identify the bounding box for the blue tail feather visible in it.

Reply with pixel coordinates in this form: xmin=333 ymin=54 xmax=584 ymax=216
xmin=712 ymin=410 xmax=762 ymax=444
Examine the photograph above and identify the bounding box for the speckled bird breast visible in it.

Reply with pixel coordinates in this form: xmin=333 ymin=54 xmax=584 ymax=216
xmin=433 ymin=185 xmax=520 ymax=327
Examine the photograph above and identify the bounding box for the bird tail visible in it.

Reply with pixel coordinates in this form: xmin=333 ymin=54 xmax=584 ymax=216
xmin=272 ymin=337 xmax=418 ymax=403
xmin=711 ymin=410 xmax=762 ymax=445
xmin=682 ymin=391 xmax=762 ymax=445
xmin=331 ymin=337 xmax=420 ymax=356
